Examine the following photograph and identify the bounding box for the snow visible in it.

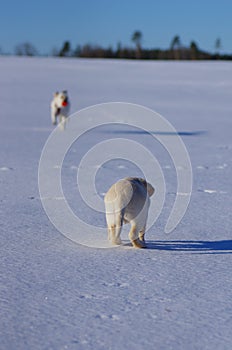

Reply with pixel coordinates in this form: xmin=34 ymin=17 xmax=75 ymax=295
xmin=1 ymin=56 xmax=232 ymax=349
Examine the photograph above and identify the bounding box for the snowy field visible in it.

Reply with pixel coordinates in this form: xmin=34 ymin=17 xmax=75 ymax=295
xmin=1 ymin=56 xmax=232 ymax=349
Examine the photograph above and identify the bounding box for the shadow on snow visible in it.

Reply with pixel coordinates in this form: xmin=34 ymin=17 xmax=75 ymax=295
xmin=145 ymin=240 xmax=232 ymax=254
xmin=102 ymin=130 xmax=206 ymax=137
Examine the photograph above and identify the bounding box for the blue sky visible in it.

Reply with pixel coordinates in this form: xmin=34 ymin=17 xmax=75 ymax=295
xmin=1 ymin=0 xmax=231 ymax=54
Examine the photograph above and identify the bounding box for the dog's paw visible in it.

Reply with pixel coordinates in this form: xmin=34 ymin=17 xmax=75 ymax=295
xmin=132 ymin=239 xmax=146 ymax=249
xmin=112 ymin=239 xmax=122 ymax=246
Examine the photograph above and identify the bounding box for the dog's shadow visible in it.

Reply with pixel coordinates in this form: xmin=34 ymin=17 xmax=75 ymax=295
xmin=143 ymin=240 xmax=232 ymax=254
xmin=102 ymin=130 xmax=207 ymax=137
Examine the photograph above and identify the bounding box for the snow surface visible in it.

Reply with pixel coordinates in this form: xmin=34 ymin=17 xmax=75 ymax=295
xmin=1 ymin=56 xmax=232 ymax=350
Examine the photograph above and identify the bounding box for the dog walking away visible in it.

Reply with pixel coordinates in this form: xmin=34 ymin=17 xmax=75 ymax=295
xmin=104 ymin=177 xmax=155 ymax=248
xmin=51 ymin=90 xmax=70 ymax=130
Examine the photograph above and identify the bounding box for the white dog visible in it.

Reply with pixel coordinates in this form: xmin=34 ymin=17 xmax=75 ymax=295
xmin=104 ymin=177 xmax=154 ymax=248
xmin=51 ymin=90 xmax=70 ymax=130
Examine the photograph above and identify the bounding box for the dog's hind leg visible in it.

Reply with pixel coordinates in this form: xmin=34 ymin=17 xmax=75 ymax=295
xmin=129 ymin=224 xmax=146 ymax=248
xmin=110 ymin=213 xmax=123 ymax=245
xmin=108 ymin=224 xmax=122 ymax=245
xmin=58 ymin=116 xmax=65 ymax=131
xmin=51 ymin=112 xmax=57 ymax=125
xmin=61 ymin=116 xmax=66 ymax=130
xmin=139 ymin=227 xmax=146 ymax=242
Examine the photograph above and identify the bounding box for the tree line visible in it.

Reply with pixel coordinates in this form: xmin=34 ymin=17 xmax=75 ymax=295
xmin=8 ymin=32 xmax=232 ymax=60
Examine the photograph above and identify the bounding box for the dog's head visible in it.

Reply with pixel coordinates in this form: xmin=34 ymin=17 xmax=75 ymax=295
xmin=53 ymin=90 xmax=69 ymax=108
xmin=126 ymin=177 xmax=155 ymax=197
xmin=138 ymin=178 xmax=155 ymax=197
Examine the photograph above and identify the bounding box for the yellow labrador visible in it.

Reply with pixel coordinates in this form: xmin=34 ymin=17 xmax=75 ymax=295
xmin=104 ymin=177 xmax=154 ymax=248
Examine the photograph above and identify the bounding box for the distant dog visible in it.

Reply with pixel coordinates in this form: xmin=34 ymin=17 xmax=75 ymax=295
xmin=104 ymin=177 xmax=154 ymax=248
xmin=51 ymin=90 xmax=70 ymax=130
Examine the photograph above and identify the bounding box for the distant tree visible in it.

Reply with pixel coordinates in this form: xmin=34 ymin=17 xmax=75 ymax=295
xmin=190 ymin=41 xmax=199 ymax=60
xmin=59 ymin=41 xmax=71 ymax=57
xmin=73 ymin=45 xmax=81 ymax=57
xmin=170 ymin=35 xmax=181 ymax=59
xmin=80 ymin=44 xmax=93 ymax=57
xmin=15 ymin=42 xmax=38 ymax=56
xmin=131 ymin=30 xmax=143 ymax=58
xmin=215 ymin=38 xmax=222 ymax=54
xmin=116 ymin=42 xmax=122 ymax=58
xmin=170 ymin=35 xmax=181 ymax=50
xmin=104 ymin=46 xmax=114 ymax=58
